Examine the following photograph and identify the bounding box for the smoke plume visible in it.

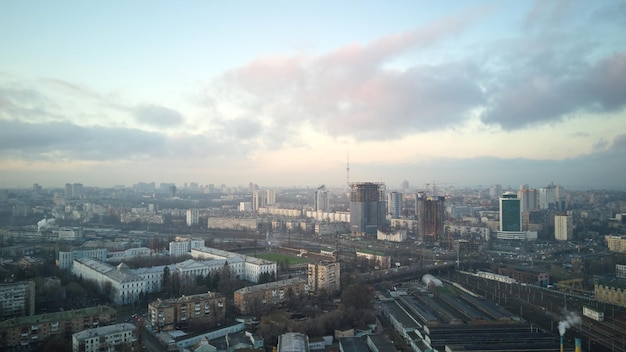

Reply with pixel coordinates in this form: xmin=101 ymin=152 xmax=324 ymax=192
xmin=422 ymin=274 xmax=443 ymax=287
xmin=558 ymin=310 xmax=581 ymax=336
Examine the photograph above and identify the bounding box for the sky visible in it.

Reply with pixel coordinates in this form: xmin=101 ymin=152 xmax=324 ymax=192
xmin=1 ymin=1 xmax=626 ymax=191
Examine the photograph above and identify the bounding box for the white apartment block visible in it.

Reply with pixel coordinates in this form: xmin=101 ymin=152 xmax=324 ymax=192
xmin=0 ymin=281 xmax=35 ymax=320
xmin=554 ymin=215 xmax=573 ymax=241
xmin=186 ymin=209 xmax=200 ymax=226
xmin=72 ymin=323 xmax=136 ymax=352
xmin=306 ymin=210 xmax=350 ymax=222
xmin=57 ymin=248 xmax=108 ymax=269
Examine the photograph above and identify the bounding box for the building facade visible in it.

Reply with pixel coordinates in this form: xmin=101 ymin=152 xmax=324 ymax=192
xmin=350 ymin=182 xmax=387 ymax=236
xmin=234 ymin=278 xmax=308 ymax=314
xmin=0 ymin=306 xmax=117 ymax=350
xmin=0 ymin=281 xmax=35 ymax=320
xmin=554 ymin=215 xmax=573 ymax=241
xmin=417 ymin=195 xmax=445 ymax=242
xmin=148 ymin=292 xmax=225 ymax=331
xmin=387 ymin=192 xmax=402 ymax=219
xmin=607 ymin=236 xmax=626 ymax=252
xmin=315 ymin=185 xmax=330 ymax=212
xmin=308 ymin=261 xmax=341 ymax=296
xmin=57 ymin=248 xmax=108 ymax=269
xmin=72 ymin=323 xmax=136 ymax=352
xmin=500 ymin=193 xmax=521 ymax=232
xmin=186 ymin=209 xmax=200 ymax=226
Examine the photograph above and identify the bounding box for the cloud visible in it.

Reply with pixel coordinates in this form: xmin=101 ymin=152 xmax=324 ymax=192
xmin=0 ymin=119 xmax=167 ymax=160
xmin=481 ymin=52 xmax=626 ymax=129
xmin=210 ymin=8 xmax=488 ymax=142
xmin=523 ymin=0 xmax=574 ymax=30
xmin=134 ymin=104 xmax=184 ymax=127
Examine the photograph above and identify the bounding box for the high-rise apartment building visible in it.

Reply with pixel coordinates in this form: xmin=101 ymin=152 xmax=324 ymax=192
xmin=349 ymin=182 xmax=386 ymax=236
xmin=539 ymin=186 xmax=556 ymax=210
xmin=266 ymin=189 xmax=276 ymax=206
xmin=517 ymin=185 xmax=538 ymax=212
xmin=186 ymin=209 xmax=200 ymax=226
xmin=308 ymin=261 xmax=340 ymax=296
xmin=489 ymin=184 xmax=502 ymax=199
xmin=64 ymin=183 xmax=84 ymax=199
xmin=387 ymin=191 xmax=402 ymax=219
xmin=554 ymin=215 xmax=573 ymax=241
xmin=416 ymin=195 xmax=445 ymax=242
xmin=252 ymin=190 xmax=267 ymax=211
xmin=500 ymin=192 xmax=521 ymax=232
xmin=314 ymin=185 xmax=330 ymax=212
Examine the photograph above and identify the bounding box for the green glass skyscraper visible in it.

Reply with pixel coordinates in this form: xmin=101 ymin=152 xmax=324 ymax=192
xmin=500 ymin=192 xmax=521 ymax=232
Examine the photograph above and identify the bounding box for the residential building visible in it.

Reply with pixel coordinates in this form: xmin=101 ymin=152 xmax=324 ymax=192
xmin=594 ymin=282 xmax=626 ymax=308
xmin=253 ymin=190 xmax=266 ymax=211
xmin=234 ymin=278 xmax=308 ymax=314
xmin=517 ymin=185 xmax=538 ymax=212
xmin=266 ymin=189 xmax=276 ymax=206
xmin=417 ymin=195 xmax=445 ymax=242
xmin=539 ymin=186 xmax=556 ymax=210
xmin=148 ymin=292 xmax=225 ymax=331
xmin=308 ymin=261 xmax=340 ymax=296
xmin=554 ymin=215 xmax=573 ymax=241
xmin=0 ymin=281 xmax=35 ymax=320
xmin=608 ymin=236 xmax=626 ymax=252
xmin=315 ymin=185 xmax=330 ymax=212
xmin=356 ymin=249 xmax=391 ymax=269
xmin=350 ymin=182 xmax=387 ymax=236
xmin=186 ymin=209 xmax=200 ymax=226
xmin=387 ymin=191 xmax=402 ymax=218
xmin=72 ymin=323 xmax=136 ymax=352
xmin=0 ymin=306 xmax=117 ymax=350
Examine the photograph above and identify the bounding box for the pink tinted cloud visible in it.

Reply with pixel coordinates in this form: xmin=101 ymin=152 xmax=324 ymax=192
xmin=214 ymin=7 xmax=488 ymax=142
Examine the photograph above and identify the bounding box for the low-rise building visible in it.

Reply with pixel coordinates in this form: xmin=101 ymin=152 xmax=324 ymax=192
xmin=57 ymin=248 xmax=108 ymax=269
xmin=148 ymin=292 xmax=226 ymax=331
xmin=594 ymin=281 xmax=626 ymax=308
xmin=356 ymin=249 xmax=391 ymax=269
xmin=0 ymin=280 xmax=35 ymax=320
xmin=72 ymin=323 xmax=136 ymax=352
xmin=234 ymin=278 xmax=308 ymax=314
xmin=0 ymin=306 xmax=117 ymax=350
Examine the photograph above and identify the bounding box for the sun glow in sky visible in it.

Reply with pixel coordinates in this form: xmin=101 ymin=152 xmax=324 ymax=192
xmin=1 ymin=1 xmax=625 ymax=190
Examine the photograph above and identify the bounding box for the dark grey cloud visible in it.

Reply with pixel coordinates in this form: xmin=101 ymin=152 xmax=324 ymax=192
xmin=134 ymin=104 xmax=184 ymax=127
xmin=0 ymin=119 xmax=244 ymax=162
xmin=481 ymin=52 xmax=626 ymax=129
xmin=0 ymin=119 xmax=167 ymax=160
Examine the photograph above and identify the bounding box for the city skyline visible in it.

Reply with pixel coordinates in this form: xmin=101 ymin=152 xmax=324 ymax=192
xmin=1 ymin=1 xmax=625 ymax=190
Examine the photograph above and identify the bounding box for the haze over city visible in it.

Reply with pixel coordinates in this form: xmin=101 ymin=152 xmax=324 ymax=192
xmin=1 ymin=1 xmax=625 ymax=190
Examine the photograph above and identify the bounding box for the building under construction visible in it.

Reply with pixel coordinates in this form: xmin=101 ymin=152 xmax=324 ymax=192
xmin=416 ymin=194 xmax=445 ymax=243
xmin=349 ymin=182 xmax=386 ymax=236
